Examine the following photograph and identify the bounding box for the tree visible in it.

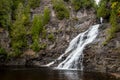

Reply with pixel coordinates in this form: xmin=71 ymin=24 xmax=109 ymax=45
xmin=71 ymin=0 xmax=82 ymax=11
xmin=31 ymin=15 xmax=43 ymax=36
xmin=43 ymin=7 xmax=50 ymax=25
xmin=81 ymin=0 xmax=94 ymax=8
xmin=97 ymin=0 xmax=110 ymax=18
xmin=52 ymin=0 xmax=69 ymax=20
xmin=11 ymin=3 xmax=27 ymax=56
xmin=24 ymin=3 xmax=31 ymax=25
xmin=0 ymin=0 xmax=12 ymax=29
xmin=31 ymin=15 xmax=43 ymax=52
xmin=28 ymin=0 xmax=41 ymax=9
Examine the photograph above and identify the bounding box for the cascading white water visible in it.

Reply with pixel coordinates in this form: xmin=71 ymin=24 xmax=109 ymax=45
xmin=57 ymin=24 xmax=99 ymax=70
xmin=45 ymin=24 xmax=99 ymax=70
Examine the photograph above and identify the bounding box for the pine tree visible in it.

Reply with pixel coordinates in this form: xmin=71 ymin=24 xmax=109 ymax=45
xmin=97 ymin=0 xmax=110 ymax=18
xmin=11 ymin=3 xmax=27 ymax=56
xmin=43 ymin=7 xmax=50 ymax=25
xmin=81 ymin=0 xmax=93 ymax=8
xmin=24 ymin=3 xmax=31 ymax=25
xmin=31 ymin=15 xmax=43 ymax=52
xmin=71 ymin=0 xmax=82 ymax=11
xmin=0 ymin=0 xmax=12 ymax=29
xmin=28 ymin=0 xmax=41 ymax=9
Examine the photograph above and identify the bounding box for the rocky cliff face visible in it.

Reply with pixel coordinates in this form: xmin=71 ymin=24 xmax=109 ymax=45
xmin=83 ymin=24 xmax=120 ymax=72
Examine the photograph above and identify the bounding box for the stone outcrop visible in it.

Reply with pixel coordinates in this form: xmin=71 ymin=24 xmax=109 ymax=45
xmin=83 ymin=24 xmax=120 ymax=72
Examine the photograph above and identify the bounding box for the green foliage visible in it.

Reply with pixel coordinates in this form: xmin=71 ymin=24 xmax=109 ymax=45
xmin=0 ymin=47 xmax=6 ymax=55
xmin=11 ymin=0 xmax=25 ymax=20
xmin=31 ymin=15 xmax=43 ymax=52
xmin=31 ymin=36 xmax=47 ymax=52
xmin=31 ymin=7 xmax=50 ymax=52
xmin=48 ymin=33 xmax=55 ymax=41
xmin=110 ymin=9 xmax=118 ymax=32
xmin=42 ymin=28 xmax=47 ymax=39
xmin=40 ymin=43 xmax=47 ymax=50
xmin=97 ymin=0 xmax=110 ymax=18
xmin=43 ymin=7 xmax=50 ymax=25
xmin=31 ymin=7 xmax=50 ymax=51
xmin=31 ymin=36 xmax=40 ymax=52
xmin=28 ymin=0 xmax=41 ymax=9
xmin=31 ymin=15 xmax=43 ymax=36
xmin=0 ymin=0 xmax=12 ymax=29
xmin=71 ymin=0 xmax=94 ymax=11
xmin=71 ymin=0 xmax=81 ymax=11
xmin=103 ymin=1 xmax=120 ymax=46
xmin=81 ymin=0 xmax=94 ymax=8
xmin=24 ymin=4 xmax=31 ymax=26
xmin=11 ymin=3 xmax=27 ymax=56
xmin=52 ymin=0 xmax=69 ymax=20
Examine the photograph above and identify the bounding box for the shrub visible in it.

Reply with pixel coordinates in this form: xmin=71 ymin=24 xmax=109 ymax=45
xmin=52 ymin=0 xmax=69 ymax=20
xmin=31 ymin=15 xmax=43 ymax=52
xmin=28 ymin=0 xmax=41 ymax=9
xmin=71 ymin=0 xmax=94 ymax=11
xmin=81 ymin=0 xmax=94 ymax=8
xmin=31 ymin=14 xmax=43 ymax=36
xmin=43 ymin=7 xmax=50 ymax=25
xmin=0 ymin=0 xmax=12 ymax=29
xmin=48 ymin=33 xmax=55 ymax=41
xmin=11 ymin=3 xmax=27 ymax=56
xmin=71 ymin=0 xmax=81 ymax=11
xmin=39 ymin=43 xmax=47 ymax=50
xmin=104 ymin=8 xmax=119 ymax=45
xmin=31 ymin=37 xmax=47 ymax=52
xmin=31 ymin=8 xmax=50 ymax=51
xmin=0 ymin=47 xmax=6 ymax=55
xmin=42 ymin=28 xmax=47 ymax=39
xmin=97 ymin=0 xmax=110 ymax=18
xmin=31 ymin=37 xmax=40 ymax=52
xmin=102 ymin=1 xmax=120 ymax=46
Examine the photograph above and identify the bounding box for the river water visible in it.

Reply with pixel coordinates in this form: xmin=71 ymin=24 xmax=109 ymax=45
xmin=0 ymin=67 xmax=119 ymax=80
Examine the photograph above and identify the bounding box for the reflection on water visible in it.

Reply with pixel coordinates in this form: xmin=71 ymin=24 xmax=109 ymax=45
xmin=0 ymin=67 xmax=119 ymax=80
xmin=63 ymin=71 xmax=83 ymax=80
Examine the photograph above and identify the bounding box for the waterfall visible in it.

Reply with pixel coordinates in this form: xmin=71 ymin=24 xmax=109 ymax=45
xmin=45 ymin=24 xmax=99 ymax=70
